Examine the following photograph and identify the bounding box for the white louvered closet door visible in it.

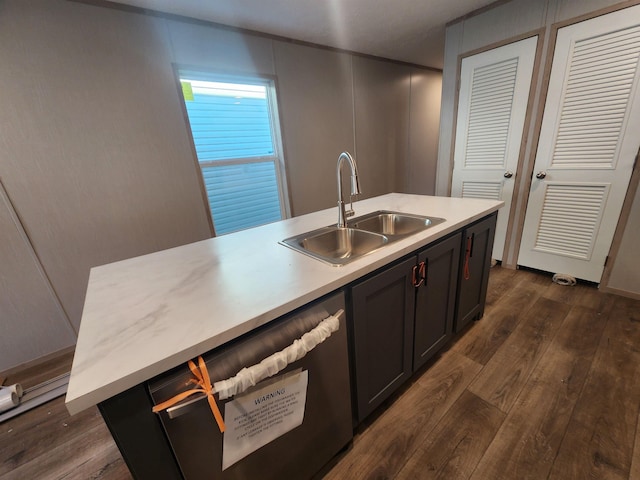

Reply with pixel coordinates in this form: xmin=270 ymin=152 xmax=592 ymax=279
xmin=518 ymin=5 xmax=640 ymax=283
xmin=452 ymin=36 xmax=537 ymax=261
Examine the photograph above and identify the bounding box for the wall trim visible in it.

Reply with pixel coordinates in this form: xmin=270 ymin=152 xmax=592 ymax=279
xmin=0 ymin=345 xmax=75 ymax=379
xmin=600 ymin=147 xmax=640 ymax=289
xmin=446 ymin=0 xmax=513 ymax=27
xmin=0 ymin=179 xmax=76 ymax=336
xmin=599 ymin=285 xmax=640 ymax=301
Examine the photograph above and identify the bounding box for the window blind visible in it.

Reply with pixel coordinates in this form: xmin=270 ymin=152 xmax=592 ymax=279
xmin=179 ymin=72 xmax=286 ymax=234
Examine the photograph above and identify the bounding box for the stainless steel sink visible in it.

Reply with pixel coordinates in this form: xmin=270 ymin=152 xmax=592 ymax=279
xmin=349 ymin=210 xmax=445 ymax=237
xmin=281 ymin=211 xmax=445 ymax=266
xmin=281 ymin=227 xmax=388 ymax=266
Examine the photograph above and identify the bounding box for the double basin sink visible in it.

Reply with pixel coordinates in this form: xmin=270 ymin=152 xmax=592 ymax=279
xmin=281 ymin=210 xmax=445 ymax=266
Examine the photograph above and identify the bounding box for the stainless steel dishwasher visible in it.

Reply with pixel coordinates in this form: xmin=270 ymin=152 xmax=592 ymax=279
xmin=148 ymin=291 xmax=352 ymax=480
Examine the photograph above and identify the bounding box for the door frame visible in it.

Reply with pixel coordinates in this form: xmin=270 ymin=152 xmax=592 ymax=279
xmin=599 ymin=148 xmax=640 ymax=296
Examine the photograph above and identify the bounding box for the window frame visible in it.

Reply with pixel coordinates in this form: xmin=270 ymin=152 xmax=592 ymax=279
xmin=174 ymin=65 xmax=291 ymax=236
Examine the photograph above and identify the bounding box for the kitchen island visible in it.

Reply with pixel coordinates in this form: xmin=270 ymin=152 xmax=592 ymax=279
xmin=65 ymin=193 xmax=502 ymax=478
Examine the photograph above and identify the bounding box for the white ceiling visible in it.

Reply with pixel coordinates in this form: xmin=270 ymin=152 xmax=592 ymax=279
xmin=109 ymin=0 xmax=500 ymax=68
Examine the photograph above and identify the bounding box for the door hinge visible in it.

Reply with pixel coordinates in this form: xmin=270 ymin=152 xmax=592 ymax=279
xmin=604 ymin=255 xmax=609 ymax=267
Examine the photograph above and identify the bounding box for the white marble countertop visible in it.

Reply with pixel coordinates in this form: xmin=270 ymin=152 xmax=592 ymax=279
xmin=65 ymin=193 xmax=502 ymax=414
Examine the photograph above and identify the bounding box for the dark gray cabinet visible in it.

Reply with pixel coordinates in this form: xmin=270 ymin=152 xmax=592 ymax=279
xmin=350 ymin=233 xmax=462 ymax=422
xmin=350 ymin=214 xmax=497 ymax=423
xmin=455 ymin=213 xmax=497 ymax=332
xmin=350 ymin=257 xmax=416 ymax=423
xmin=413 ymin=232 xmax=461 ymax=371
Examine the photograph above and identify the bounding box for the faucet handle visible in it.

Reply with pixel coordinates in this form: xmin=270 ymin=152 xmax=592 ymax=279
xmin=346 ymin=193 xmax=358 ymax=219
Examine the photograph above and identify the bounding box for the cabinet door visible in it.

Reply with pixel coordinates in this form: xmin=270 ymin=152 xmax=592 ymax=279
xmin=455 ymin=213 xmax=497 ymax=332
xmin=414 ymin=233 xmax=461 ymax=371
xmin=351 ymin=257 xmax=416 ymax=423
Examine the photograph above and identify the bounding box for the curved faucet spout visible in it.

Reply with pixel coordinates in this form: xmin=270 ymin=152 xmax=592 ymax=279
xmin=337 ymin=151 xmax=362 ymax=228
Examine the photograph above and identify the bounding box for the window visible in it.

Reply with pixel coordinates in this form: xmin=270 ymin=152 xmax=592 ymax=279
xmin=178 ymin=70 xmax=290 ymax=235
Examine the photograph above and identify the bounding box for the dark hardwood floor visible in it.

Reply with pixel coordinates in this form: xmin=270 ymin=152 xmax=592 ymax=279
xmin=0 ymin=352 xmax=130 ymax=480
xmin=2 ymin=266 xmax=639 ymax=479
xmin=326 ymin=266 xmax=640 ymax=480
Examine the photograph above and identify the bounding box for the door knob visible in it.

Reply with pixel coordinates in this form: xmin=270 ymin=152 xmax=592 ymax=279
xmin=504 ymin=171 xmax=513 ymax=178
xmin=536 ymin=171 xmax=547 ymax=179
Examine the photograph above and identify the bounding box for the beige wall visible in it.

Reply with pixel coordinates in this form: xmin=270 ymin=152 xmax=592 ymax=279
xmin=274 ymin=42 xmax=355 ymax=216
xmin=0 ymin=0 xmax=213 ymax=370
xmin=0 ymin=0 xmax=441 ymax=370
xmin=437 ymin=0 xmax=640 ymax=296
xmin=408 ymin=70 xmax=443 ymax=194
xmin=0 ymin=181 xmax=77 ymax=367
xmin=354 ymin=56 xmax=410 ymax=199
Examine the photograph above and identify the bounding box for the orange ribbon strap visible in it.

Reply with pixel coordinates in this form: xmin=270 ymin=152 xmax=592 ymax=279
xmin=463 ymin=236 xmax=472 ymax=280
xmin=151 ymin=356 xmax=225 ymax=433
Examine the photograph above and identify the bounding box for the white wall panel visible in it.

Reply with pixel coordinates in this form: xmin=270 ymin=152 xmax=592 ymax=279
xmin=353 ymin=56 xmax=411 ymax=198
xmin=273 ymin=41 xmax=355 ymax=216
xmin=461 ymin=0 xmax=547 ymax=53
xmin=0 ymin=1 xmax=213 ymax=333
xmin=167 ymin=20 xmax=275 ymax=75
xmin=408 ymin=69 xmax=442 ymax=195
xmin=436 ymin=21 xmax=464 ymax=196
xmin=553 ymin=0 xmax=635 ymax=22
xmin=0 ymin=0 xmax=442 ymax=368
xmin=607 ymin=180 xmax=640 ymax=294
xmin=0 ymin=183 xmax=76 ymax=371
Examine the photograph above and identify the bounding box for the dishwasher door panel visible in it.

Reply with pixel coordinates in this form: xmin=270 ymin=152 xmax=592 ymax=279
xmin=148 ymin=291 xmax=351 ymax=480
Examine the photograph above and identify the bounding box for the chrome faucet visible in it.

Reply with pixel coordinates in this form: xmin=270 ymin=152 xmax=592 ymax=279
xmin=336 ymin=151 xmax=362 ymax=227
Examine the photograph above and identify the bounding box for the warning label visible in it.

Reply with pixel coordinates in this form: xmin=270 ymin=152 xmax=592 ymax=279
xmin=222 ymin=370 xmax=308 ymax=470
